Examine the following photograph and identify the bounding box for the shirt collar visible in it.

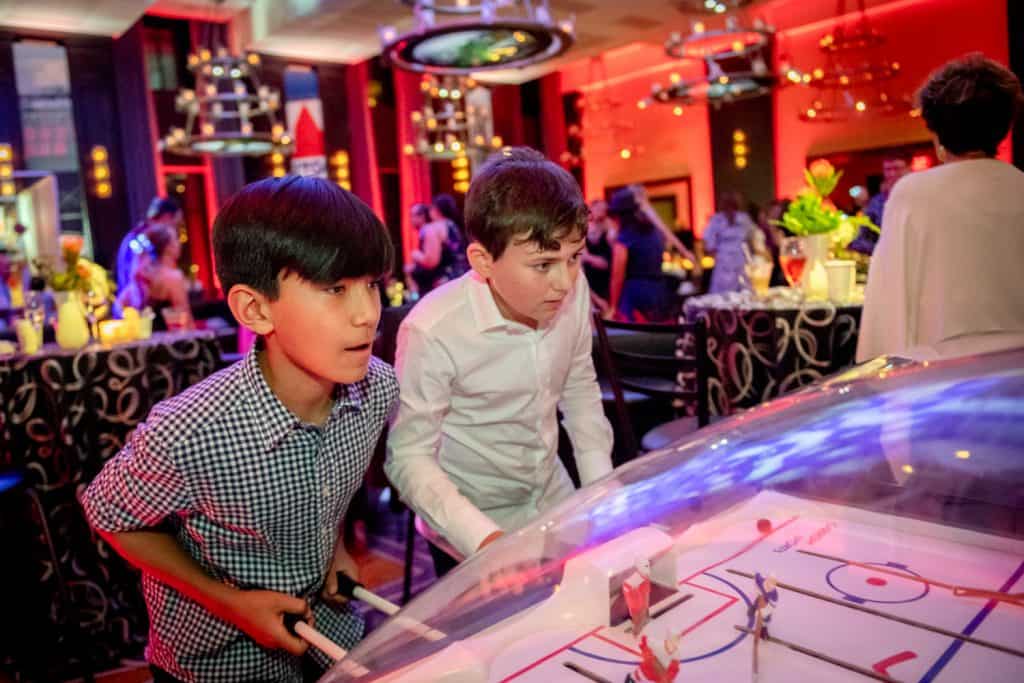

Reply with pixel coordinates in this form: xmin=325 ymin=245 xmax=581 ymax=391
xmin=466 ymin=270 xmax=568 ymax=336
xmin=242 ymin=348 xmax=366 ymax=451
xmin=466 ymin=271 xmax=511 ymax=333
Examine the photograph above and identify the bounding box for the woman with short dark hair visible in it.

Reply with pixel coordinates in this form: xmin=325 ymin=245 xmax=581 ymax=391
xmin=858 ymin=53 xmax=1024 ymax=362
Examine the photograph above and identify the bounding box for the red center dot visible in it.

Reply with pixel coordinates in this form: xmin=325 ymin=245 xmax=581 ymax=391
xmin=866 ymin=577 xmax=887 ymax=586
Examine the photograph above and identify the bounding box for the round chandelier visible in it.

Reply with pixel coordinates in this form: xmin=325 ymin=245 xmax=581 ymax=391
xmin=640 ymin=17 xmax=796 ymax=111
xmin=379 ymin=0 xmax=575 ymax=74
xmin=795 ymin=0 xmax=912 ymax=123
xmin=404 ymin=74 xmax=504 ymax=160
xmin=160 ymin=48 xmax=293 ymax=157
xmin=675 ymin=0 xmax=756 ymax=14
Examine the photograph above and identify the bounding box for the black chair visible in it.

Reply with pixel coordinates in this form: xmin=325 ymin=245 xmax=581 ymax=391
xmin=368 ymin=303 xmax=423 ymax=604
xmin=592 ymin=312 xmax=713 ymax=461
xmin=0 ymin=469 xmax=96 ymax=682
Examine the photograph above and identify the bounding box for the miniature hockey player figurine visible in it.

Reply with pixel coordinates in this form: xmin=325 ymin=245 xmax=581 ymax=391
xmin=750 ymin=572 xmax=779 ymax=639
xmin=622 ymin=558 xmax=652 ymax=634
xmin=628 ymin=626 xmax=682 ymax=683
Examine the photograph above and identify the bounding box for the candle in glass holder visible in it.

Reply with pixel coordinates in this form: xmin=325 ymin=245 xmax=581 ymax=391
xmin=98 ymin=319 xmax=128 ymax=345
xmin=121 ymin=307 xmax=141 ymax=340
xmin=14 ymin=318 xmax=41 ymax=354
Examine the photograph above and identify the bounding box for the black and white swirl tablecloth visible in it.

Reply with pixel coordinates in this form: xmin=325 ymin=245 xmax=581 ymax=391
xmin=0 ymin=331 xmax=220 ymax=674
xmin=679 ymin=291 xmax=862 ymax=415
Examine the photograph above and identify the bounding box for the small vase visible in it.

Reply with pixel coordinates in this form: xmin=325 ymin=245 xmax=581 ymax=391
xmin=800 ymin=233 xmax=831 ymax=300
xmin=54 ymin=291 xmax=90 ymax=349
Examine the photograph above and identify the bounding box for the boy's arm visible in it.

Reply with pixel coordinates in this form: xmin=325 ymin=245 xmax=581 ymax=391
xmin=101 ymin=529 xmax=311 ymax=655
xmin=385 ymin=323 xmax=501 ymax=558
xmin=81 ymin=421 xmax=309 ymax=654
xmin=559 ymin=279 xmax=615 ymax=486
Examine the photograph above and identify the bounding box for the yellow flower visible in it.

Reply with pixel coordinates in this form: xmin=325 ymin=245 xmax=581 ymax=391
xmin=809 ymin=159 xmax=835 ymax=180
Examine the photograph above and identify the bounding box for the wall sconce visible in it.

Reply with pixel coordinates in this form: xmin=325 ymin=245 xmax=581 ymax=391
xmin=0 ymin=143 xmax=13 ymax=197
xmin=90 ymin=145 xmax=112 ymax=197
xmin=451 ymin=155 xmax=470 ymax=194
xmin=733 ymin=130 xmax=748 ymax=170
xmin=330 ymin=150 xmax=351 ymax=191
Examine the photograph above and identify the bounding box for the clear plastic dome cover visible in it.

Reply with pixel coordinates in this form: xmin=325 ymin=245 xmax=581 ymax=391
xmin=322 ymin=350 xmax=1024 ymax=682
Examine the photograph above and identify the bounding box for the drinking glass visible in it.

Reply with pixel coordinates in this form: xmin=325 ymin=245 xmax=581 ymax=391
xmin=778 ymin=237 xmax=807 ymax=289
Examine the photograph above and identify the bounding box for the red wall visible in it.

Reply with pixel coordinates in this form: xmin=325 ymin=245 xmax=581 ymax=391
xmin=773 ymin=0 xmax=1011 ymax=198
xmin=560 ymin=45 xmax=716 ymax=234
xmin=557 ymin=0 xmax=1010 ymax=227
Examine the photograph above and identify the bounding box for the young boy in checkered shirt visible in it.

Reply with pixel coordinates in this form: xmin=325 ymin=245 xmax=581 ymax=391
xmin=82 ymin=176 xmax=398 ymax=682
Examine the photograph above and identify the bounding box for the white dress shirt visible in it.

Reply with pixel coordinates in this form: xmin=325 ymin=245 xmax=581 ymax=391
xmin=857 ymin=158 xmax=1024 ymax=362
xmin=385 ymin=270 xmax=614 ymax=558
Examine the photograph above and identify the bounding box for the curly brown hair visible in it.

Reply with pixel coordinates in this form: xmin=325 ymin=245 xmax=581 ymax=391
xmin=917 ymin=53 xmax=1024 ymax=157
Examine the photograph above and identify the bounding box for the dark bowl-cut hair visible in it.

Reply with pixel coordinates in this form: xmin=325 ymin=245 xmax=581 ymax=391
xmin=917 ymin=53 xmax=1024 ymax=157
xmin=213 ymin=175 xmax=394 ymax=298
xmin=464 ymin=147 xmax=587 ymax=260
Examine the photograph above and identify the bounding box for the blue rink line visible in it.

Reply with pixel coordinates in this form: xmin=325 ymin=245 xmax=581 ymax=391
xmin=568 ymin=571 xmax=755 ymax=668
xmin=917 ymin=559 xmax=1024 ymax=683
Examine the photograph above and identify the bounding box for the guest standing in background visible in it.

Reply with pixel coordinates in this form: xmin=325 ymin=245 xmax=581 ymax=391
xmin=628 ymin=184 xmax=696 ymax=263
xmin=117 ymin=223 xmax=193 ymax=330
xmin=115 ymin=197 xmax=182 ymax=293
xmin=406 ymin=202 xmax=447 ymax=296
xmin=430 ymin=194 xmax=469 ymax=282
xmin=702 ymin=191 xmax=761 ymax=294
xmin=756 ymin=198 xmax=791 ymax=287
xmin=848 ymin=156 xmax=909 ymax=256
xmin=607 ymin=188 xmax=670 ymax=322
xmin=581 ymin=199 xmax=614 ymax=314
xmin=858 ymin=53 xmax=1024 ymax=361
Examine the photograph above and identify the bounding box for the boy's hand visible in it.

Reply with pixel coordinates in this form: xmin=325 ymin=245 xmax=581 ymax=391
xmin=221 ymin=589 xmax=311 ymax=656
xmin=477 ymin=530 xmax=504 ymax=551
xmin=322 ymin=544 xmax=360 ymax=606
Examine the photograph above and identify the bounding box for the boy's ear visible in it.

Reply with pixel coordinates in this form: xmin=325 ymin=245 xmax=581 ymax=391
xmin=226 ymin=284 xmax=275 ymax=337
xmin=467 ymin=241 xmax=495 ymax=278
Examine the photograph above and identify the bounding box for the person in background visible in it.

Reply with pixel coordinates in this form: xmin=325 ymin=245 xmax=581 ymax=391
xmin=607 ymin=187 xmax=670 ymax=322
xmin=702 ymin=190 xmax=762 ymax=294
xmin=430 ymin=193 xmax=470 ymax=281
xmin=858 ymin=53 xmax=1024 ymax=362
xmin=756 ymin=198 xmax=791 ymax=287
xmin=628 ymin=184 xmax=696 ymax=263
xmin=116 ymin=223 xmax=193 ymax=330
xmin=580 ymin=198 xmax=614 ymax=314
xmin=849 ymin=156 xmax=909 ymax=255
xmin=116 ymin=197 xmax=182 ymax=293
xmin=406 ymin=202 xmax=448 ymax=296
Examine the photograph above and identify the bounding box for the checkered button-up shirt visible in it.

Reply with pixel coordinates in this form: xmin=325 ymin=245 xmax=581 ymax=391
xmin=82 ymin=349 xmax=398 ymax=682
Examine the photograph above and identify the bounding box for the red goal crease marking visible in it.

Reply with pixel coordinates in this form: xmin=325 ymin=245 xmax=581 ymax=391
xmin=684 ymin=579 xmax=738 ymax=602
xmin=677 ymin=595 xmax=738 ymax=639
xmin=592 ymin=631 xmax=642 ymax=656
xmin=499 ymin=626 xmax=603 ymax=682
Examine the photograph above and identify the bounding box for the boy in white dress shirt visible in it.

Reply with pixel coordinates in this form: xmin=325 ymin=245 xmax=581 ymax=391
xmin=386 ymin=147 xmax=615 ymax=574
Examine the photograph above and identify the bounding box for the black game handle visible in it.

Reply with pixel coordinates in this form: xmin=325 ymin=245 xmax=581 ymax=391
xmin=283 ymin=611 xmax=305 ymax=637
xmin=335 ymin=571 xmax=365 ymax=600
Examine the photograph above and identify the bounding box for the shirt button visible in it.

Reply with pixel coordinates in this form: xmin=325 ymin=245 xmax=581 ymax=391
xmin=322 ymin=485 xmax=330 ymax=497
